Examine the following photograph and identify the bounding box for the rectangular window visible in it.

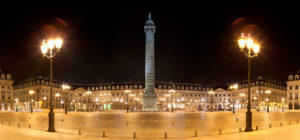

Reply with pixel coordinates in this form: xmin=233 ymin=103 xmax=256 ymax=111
xmin=296 ymin=85 xmax=299 ymax=90
xmin=290 ymin=86 xmax=293 ymax=90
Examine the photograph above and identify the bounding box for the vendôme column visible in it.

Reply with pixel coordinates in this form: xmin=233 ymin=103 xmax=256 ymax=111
xmin=143 ymin=13 xmax=158 ymax=111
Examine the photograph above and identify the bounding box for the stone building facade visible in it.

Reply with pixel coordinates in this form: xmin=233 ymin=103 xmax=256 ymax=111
xmin=10 ymin=76 xmax=287 ymax=112
xmin=287 ymin=71 xmax=300 ymax=110
xmin=13 ymin=76 xmax=72 ymax=112
xmin=228 ymin=76 xmax=287 ymax=111
xmin=0 ymin=72 xmax=14 ymax=111
xmin=13 ymin=77 xmax=218 ymax=112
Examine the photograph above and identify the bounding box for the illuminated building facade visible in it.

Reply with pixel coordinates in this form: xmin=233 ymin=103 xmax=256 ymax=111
xmin=0 ymin=72 xmax=14 ymax=111
xmin=10 ymin=76 xmax=287 ymax=112
xmin=228 ymin=76 xmax=287 ymax=111
xmin=287 ymin=71 xmax=300 ymax=110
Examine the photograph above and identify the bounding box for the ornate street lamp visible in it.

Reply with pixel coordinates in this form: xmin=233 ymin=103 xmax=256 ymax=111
xmin=253 ymin=96 xmax=258 ymax=110
xmin=41 ymin=38 xmax=63 ymax=132
xmin=55 ymin=93 xmax=61 ymax=108
xmin=43 ymin=96 xmax=47 ymax=109
xmin=125 ymin=90 xmax=131 ymax=113
xmin=281 ymin=98 xmax=285 ymax=112
xmin=85 ymin=90 xmax=92 ymax=112
xmin=14 ymin=98 xmax=19 ymax=112
xmin=201 ymin=98 xmax=205 ymax=111
xmin=265 ymin=90 xmax=271 ymax=113
xmin=62 ymin=84 xmax=71 ymax=114
xmin=240 ymin=93 xmax=246 ymax=109
xmin=229 ymin=84 xmax=238 ymax=113
xmin=28 ymin=90 xmax=35 ymax=113
xmin=208 ymin=90 xmax=215 ymax=112
xmin=169 ymin=89 xmax=175 ymax=112
xmin=237 ymin=33 xmax=260 ymax=132
xmin=129 ymin=94 xmax=135 ymax=111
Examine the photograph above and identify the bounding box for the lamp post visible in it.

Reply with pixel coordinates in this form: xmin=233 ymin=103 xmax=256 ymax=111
xmin=229 ymin=84 xmax=238 ymax=113
xmin=240 ymin=93 xmax=246 ymax=109
xmin=208 ymin=90 xmax=215 ymax=112
xmin=253 ymin=96 xmax=258 ymax=110
xmin=85 ymin=90 xmax=92 ymax=112
xmin=237 ymin=33 xmax=260 ymax=132
xmin=134 ymin=97 xmax=138 ymax=111
xmin=14 ymin=98 xmax=19 ymax=112
xmin=265 ymin=90 xmax=271 ymax=113
xmin=125 ymin=90 xmax=131 ymax=113
xmin=28 ymin=90 xmax=35 ymax=113
xmin=201 ymin=98 xmax=205 ymax=111
xmin=41 ymin=38 xmax=63 ymax=132
xmin=169 ymin=89 xmax=175 ymax=113
xmin=281 ymin=98 xmax=285 ymax=112
xmin=43 ymin=96 xmax=47 ymax=109
xmin=129 ymin=94 xmax=135 ymax=111
xmin=55 ymin=93 xmax=60 ymax=109
xmin=62 ymin=84 xmax=71 ymax=114
xmin=165 ymin=94 xmax=170 ymax=111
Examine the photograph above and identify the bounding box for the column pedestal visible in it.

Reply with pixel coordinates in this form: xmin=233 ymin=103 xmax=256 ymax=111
xmin=143 ymin=97 xmax=158 ymax=111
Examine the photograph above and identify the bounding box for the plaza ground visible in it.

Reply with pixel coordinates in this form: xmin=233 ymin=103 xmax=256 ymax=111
xmin=1 ymin=110 xmax=300 ymax=139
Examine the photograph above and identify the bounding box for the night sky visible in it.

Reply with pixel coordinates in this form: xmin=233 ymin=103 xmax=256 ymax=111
xmin=0 ymin=2 xmax=299 ymax=85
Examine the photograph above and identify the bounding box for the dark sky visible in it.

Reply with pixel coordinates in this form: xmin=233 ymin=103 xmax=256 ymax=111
xmin=0 ymin=1 xmax=299 ymax=85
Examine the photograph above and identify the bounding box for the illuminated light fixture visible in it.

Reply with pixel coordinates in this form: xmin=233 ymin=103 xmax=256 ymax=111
xmin=230 ymin=84 xmax=238 ymax=90
xmin=28 ymin=90 xmax=35 ymax=95
xmin=253 ymin=44 xmax=260 ymax=54
xmin=238 ymin=33 xmax=246 ymax=49
xmin=246 ymin=37 xmax=254 ymax=49
xmin=265 ymin=90 xmax=271 ymax=94
xmin=208 ymin=90 xmax=215 ymax=95
xmin=55 ymin=93 xmax=60 ymax=97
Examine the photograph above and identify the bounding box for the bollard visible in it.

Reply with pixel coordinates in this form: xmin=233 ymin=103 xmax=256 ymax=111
xmin=218 ymin=129 xmax=222 ymax=135
xmin=18 ymin=122 xmax=20 ymax=127
xmin=164 ymin=132 xmax=167 ymax=139
xmin=171 ymin=120 xmax=174 ymax=126
xmin=297 ymin=120 xmax=299 ymax=124
xmin=133 ymin=132 xmax=136 ymax=139
xmin=29 ymin=124 xmax=31 ymax=129
xmin=289 ymin=121 xmax=291 ymax=125
xmin=8 ymin=122 xmax=11 ymax=126
xmin=61 ymin=118 xmax=64 ymax=121
xmin=37 ymin=117 xmax=38 ymax=120
xmin=194 ymin=130 xmax=198 ymax=137
xmin=78 ymin=129 xmax=82 ymax=135
xmin=239 ymin=128 xmax=242 ymax=132
xmin=269 ymin=124 xmax=272 ymax=128
xmin=102 ymin=131 xmax=106 ymax=137
xmin=1 ymin=121 xmax=3 ymax=124
xmin=126 ymin=120 xmax=128 ymax=126
xmin=256 ymin=126 xmax=258 ymax=130
xmin=280 ymin=122 xmax=283 ymax=127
